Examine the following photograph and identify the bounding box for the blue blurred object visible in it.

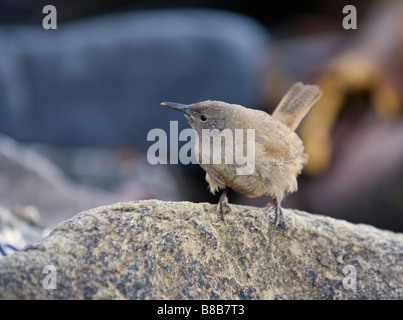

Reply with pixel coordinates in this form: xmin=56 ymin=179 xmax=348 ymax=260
xmin=0 ymin=9 xmax=271 ymax=148
xmin=0 ymin=243 xmax=19 ymax=256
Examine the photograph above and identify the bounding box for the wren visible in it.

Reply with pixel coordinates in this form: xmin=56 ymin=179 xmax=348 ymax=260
xmin=162 ymin=82 xmax=322 ymax=228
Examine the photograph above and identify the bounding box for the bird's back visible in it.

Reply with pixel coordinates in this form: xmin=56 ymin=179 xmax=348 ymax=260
xmin=200 ymin=105 xmax=306 ymax=199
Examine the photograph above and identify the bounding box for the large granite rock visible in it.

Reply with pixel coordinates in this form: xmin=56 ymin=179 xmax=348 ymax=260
xmin=0 ymin=200 xmax=401 ymax=299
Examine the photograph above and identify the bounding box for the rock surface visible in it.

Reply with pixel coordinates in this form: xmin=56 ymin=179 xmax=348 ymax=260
xmin=0 ymin=200 xmax=402 ymax=299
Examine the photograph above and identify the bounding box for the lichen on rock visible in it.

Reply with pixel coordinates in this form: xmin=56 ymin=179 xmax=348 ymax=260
xmin=0 ymin=200 xmax=402 ymax=299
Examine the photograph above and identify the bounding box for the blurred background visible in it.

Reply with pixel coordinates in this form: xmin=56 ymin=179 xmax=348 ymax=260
xmin=0 ymin=0 xmax=402 ymax=246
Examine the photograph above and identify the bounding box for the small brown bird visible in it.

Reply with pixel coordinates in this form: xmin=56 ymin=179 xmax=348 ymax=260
xmin=162 ymin=82 xmax=322 ymax=228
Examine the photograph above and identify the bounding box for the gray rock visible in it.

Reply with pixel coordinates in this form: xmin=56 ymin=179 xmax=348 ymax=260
xmin=0 ymin=134 xmax=117 ymax=227
xmin=0 ymin=9 xmax=270 ymax=147
xmin=0 ymin=200 xmax=402 ymax=299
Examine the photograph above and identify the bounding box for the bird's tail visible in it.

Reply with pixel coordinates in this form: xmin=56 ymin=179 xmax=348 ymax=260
xmin=272 ymin=82 xmax=322 ymax=131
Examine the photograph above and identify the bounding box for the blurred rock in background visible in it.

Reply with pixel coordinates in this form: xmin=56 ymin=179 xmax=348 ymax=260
xmin=0 ymin=204 xmax=48 ymax=256
xmin=0 ymin=134 xmax=182 ymax=228
xmin=274 ymin=0 xmax=403 ymax=231
xmin=0 ymin=134 xmax=114 ymax=227
xmin=0 ymin=0 xmax=402 ymax=232
xmin=0 ymin=202 xmax=50 ymax=256
xmin=0 ymin=9 xmax=270 ymax=146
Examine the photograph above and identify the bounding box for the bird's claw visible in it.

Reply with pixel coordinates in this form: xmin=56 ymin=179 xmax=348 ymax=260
xmin=269 ymin=198 xmax=285 ymax=229
xmin=274 ymin=206 xmax=284 ymax=229
xmin=216 ymin=193 xmax=234 ymax=221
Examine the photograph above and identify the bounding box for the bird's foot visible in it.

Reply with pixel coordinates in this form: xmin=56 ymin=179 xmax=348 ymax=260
xmin=270 ymin=198 xmax=285 ymax=229
xmin=274 ymin=206 xmax=284 ymax=229
xmin=216 ymin=189 xmax=234 ymax=221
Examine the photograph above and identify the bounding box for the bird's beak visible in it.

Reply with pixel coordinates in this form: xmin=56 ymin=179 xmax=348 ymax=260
xmin=161 ymin=102 xmax=192 ymax=117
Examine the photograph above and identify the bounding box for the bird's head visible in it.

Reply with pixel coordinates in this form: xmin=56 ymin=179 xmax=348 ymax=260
xmin=161 ymin=100 xmax=236 ymax=132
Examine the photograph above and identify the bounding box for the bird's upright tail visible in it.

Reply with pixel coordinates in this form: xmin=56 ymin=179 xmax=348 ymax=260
xmin=272 ymin=82 xmax=322 ymax=131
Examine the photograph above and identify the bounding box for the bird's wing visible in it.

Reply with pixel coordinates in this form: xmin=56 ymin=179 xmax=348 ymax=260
xmin=252 ymin=113 xmax=305 ymax=165
xmin=272 ymin=82 xmax=322 ymax=131
xmin=259 ymin=131 xmax=304 ymax=165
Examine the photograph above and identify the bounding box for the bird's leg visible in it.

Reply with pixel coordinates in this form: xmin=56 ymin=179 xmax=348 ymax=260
xmin=272 ymin=198 xmax=284 ymax=228
xmin=216 ymin=187 xmax=234 ymax=221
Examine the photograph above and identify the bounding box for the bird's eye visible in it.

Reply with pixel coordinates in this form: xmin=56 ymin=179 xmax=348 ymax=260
xmin=200 ymin=114 xmax=208 ymax=122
